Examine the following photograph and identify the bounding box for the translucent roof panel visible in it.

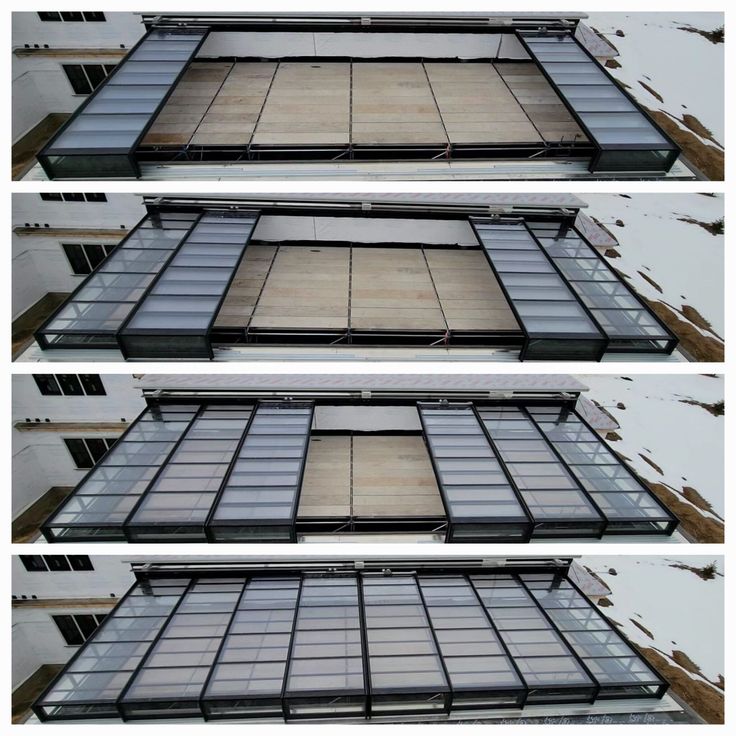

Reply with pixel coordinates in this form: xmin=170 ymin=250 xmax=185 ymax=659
xmin=42 ymin=405 xmax=199 ymax=541
xmin=471 ymin=574 xmax=595 ymax=701
xmin=126 ymin=405 xmax=255 ymax=540
xmin=34 ymin=579 xmax=188 ymax=720
xmin=521 ymin=573 xmax=666 ymax=695
xmin=418 ymin=403 xmax=532 ymax=542
xmin=34 ymin=568 xmax=667 ymax=721
xmin=527 ymin=406 xmax=677 ymax=532
xmin=209 ymin=402 xmax=314 ymax=542
xmin=478 ymin=407 xmax=605 ymax=535
xmin=203 ymin=576 xmax=300 ymax=718
xmin=417 ymin=576 xmax=525 ymax=703
xmin=284 ymin=576 xmax=366 ymax=716
xmin=362 ymin=575 xmax=450 ymax=713
xmin=519 ymin=32 xmax=679 ymax=173
xmin=472 ymin=219 xmax=607 ymax=360
xmin=36 ymin=213 xmax=198 ymax=349
xmin=119 ymin=211 xmax=259 ymax=359
xmin=527 ymin=221 xmax=676 ymax=352
xmin=39 ymin=29 xmax=207 ymax=179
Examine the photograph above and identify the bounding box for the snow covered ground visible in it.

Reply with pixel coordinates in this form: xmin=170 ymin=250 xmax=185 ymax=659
xmin=583 ymin=193 xmax=724 ymax=342
xmin=581 ymin=374 xmax=723 ymax=521
xmin=586 ymin=13 xmax=724 ymax=150
xmin=582 ymin=556 xmax=724 ymax=686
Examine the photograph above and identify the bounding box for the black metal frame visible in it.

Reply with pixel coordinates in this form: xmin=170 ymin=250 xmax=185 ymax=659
xmin=515 ymin=31 xmax=680 ymax=174
xmin=32 ymin=560 xmax=670 ymax=722
xmin=37 ymin=28 xmax=210 ymax=180
xmin=39 ymin=393 xmax=679 ymax=543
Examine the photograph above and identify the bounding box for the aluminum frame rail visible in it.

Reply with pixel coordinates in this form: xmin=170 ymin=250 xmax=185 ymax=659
xmin=33 ymin=566 xmax=668 ymax=722
xmin=38 ymin=28 xmax=209 ymax=179
xmin=516 ymin=31 xmax=680 ymax=173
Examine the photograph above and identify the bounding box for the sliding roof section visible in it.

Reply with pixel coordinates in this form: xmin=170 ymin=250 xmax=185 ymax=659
xmin=125 ymin=405 xmax=255 ymax=541
xmin=522 ymin=573 xmax=668 ymax=697
xmin=35 ymin=212 xmax=200 ymax=350
xmin=471 ymin=219 xmax=608 ymax=360
xmin=42 ymin=405 xmax=200 ymax=541
xmin=118 ymin=211 xmax=260 ymax=360
xmin=478 ymin=407 xmax=606 ymax=537
xmin=518 ymin=32 xmax=679 ymax=173
xmin=527 ymin=221 xmax=677 ymax=354
xmin=527 ymin=406 xmax=678 ymax=533
xmin=34 ymin=566 xmax=667 ymax=722
xmin=209 ymin=402 xmax=315 ymax=543
xmin=38 ymin=29 xmax=208 ymax=179
xmin=417 ymin=403 xmax=533 ymax=543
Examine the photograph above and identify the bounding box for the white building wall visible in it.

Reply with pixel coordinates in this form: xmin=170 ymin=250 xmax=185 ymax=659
xmin=12 ymin=193 xmax=145 ymax=318
xmin=12 ymin=374 xmax=145 ymax=516
xmin=12 ymin=12 xmax=144 ymax=141
xmin=12 ymin=556 xmax=136 ymax=688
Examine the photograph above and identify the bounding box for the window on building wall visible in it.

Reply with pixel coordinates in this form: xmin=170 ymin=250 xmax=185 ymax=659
xmin=19 ymin=555 xmax=94 ymax=572
xmin=40 ymin=193 xmax=108 ymax=203
xmin=62 ymin=64 xmax=116 ymax=95
xmin=62 ymin=243 xmax=117 ymax=274
xmin=33 ymin=374 xmax=106 ymax=396
xmin=64 ymin=437 xmax=117 ymax=469
xmin=38 ymin=12 xmax=106 ymax=22
xmin=52 ymin=613 xmax=107 ymax=646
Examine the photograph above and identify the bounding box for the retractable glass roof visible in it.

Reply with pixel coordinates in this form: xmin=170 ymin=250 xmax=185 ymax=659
xmin=33 ymin=562 xmax=668 ymax=722
xmin=34 ymin=18 xmax=681 ymax=179
xmin=41 ymin=398 xmax=677 ymax=543
xmin=34 ymin=204 xmax=677 ymax=361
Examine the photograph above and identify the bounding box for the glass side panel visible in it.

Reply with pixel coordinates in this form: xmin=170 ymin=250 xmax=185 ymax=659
xmin=36 ymin=580 xmax=187 ymax=716
xmin=521 ymin=574 xmax=665 ymax=692
xmin=527 ymin=221 xmax=673 ymax=347
xmin=526 ymin=405 xmax=674 ymax=526
xmin=38 ymin=213 xmax=197 ymax=346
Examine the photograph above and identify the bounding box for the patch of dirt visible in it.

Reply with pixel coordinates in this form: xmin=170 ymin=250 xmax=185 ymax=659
xmin=638 ymin=80 xmax=664 ymax=103
xmin=678 ymin=399 xmax=724 ymax=417
xmin=638 ymin=454 xmax=664 ymax=475
xmin=634 ymin=645 xmax=724 ymax=723
xmin=668 ymin=561 xmax=719 ymax=581
xmin=645 ymin=480 xmax=724 ymax=543
xmin=605 ymin=58 xmax=621 ymax=69
xmin=605 ymin=431 xmax=622 ymax=441
xmin=589 ymin=216 xmax=620 ymax=246
xmin=682 ymin=486 xmax=723 ymax=520
xmin=590 ymin=400 xmax=620 ymax=428
xmin=676 ymin=216 xmax=724 ymax=236
xmin=677 ymin=24 xmax=724 ymax=44
xmin=582 ymin=566 xmax=612 ymax=594
xmin=636 ymin=270 xmax=663 ymax=293
xmin=680 ymin=114 xmax=722 ymax=148
xmin=630 ymin=618 xmax=654 ymax=639
xmin=597 ymin=597 xmax=613 ymax=607
xmin=642 ymin=298 xmax=724 ymax=362
xmin=647 ymin=108 xmax=724 ymax=181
